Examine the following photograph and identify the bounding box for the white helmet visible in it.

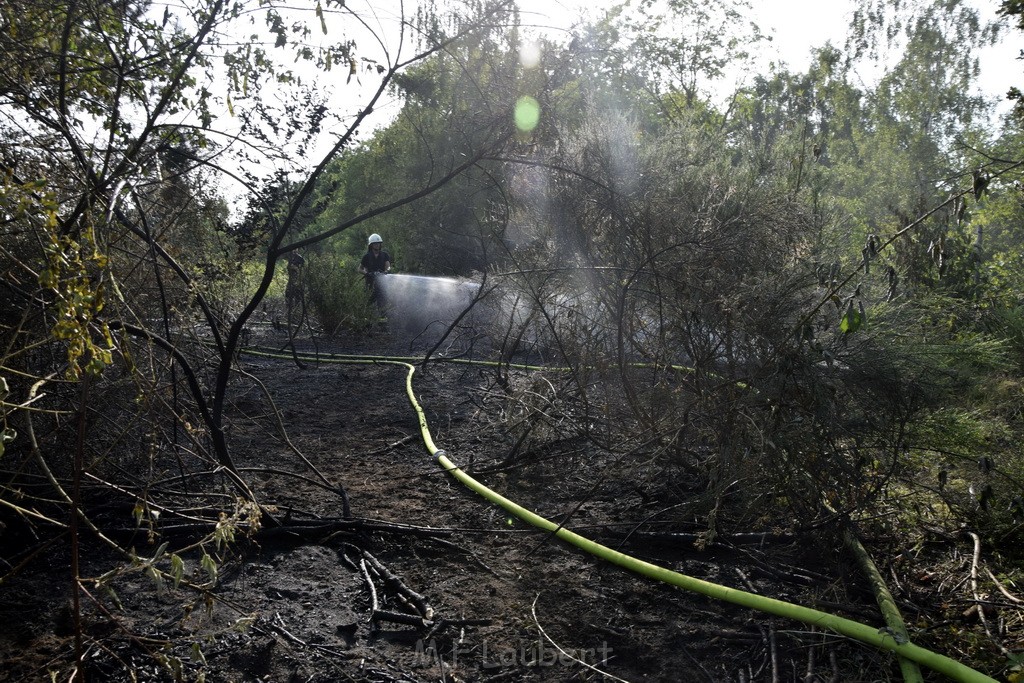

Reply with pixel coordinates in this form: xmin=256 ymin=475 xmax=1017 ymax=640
xmin=368 ymin=233 xmax=383 ymax=245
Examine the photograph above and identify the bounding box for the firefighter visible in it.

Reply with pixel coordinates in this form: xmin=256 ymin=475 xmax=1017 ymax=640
xmin=358 ymin=233 xmax=391 ymax=306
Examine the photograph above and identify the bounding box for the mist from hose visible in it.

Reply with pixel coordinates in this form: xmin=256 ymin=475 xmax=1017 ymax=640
xmin=375 ymin=273 xmax=482 ymax=342
xmin=373 ymin=272 xmax=607 ymax=360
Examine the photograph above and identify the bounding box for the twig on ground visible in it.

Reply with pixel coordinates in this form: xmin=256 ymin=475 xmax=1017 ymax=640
xmin=255 ymin=613 xmax=357 ymax=659
xmin=370 ymin=609 xmax=430 ymax=627
xmin=362 ymin=550 xmax=433 ymax=620
xmin=985 ymin=567 xmax=1023 ymax=604
xmin=530 ymin=594 xmax=631 ymax=683
xmin=967 ymin=531 xmax=1013 ymax=657
xmin=732 ymin=545 xmax=826 ymax=586
xmin=829 ymin=650 xmax=840 ymax=683
xmin=271 ymin=612 xmax=306 ymax=645
xmin=803 ymin=627 xmax=816 ymax=683
xmin=735 ymin=568 xmax=756 ymax=592
xmin=359 ymin=557 xmax=379 ymax=617
xmin=366 ymin=433 xmax=418 ymax=455
xmin=480 ymin=671 xmax=522 ymax=682
xmin=608 ymin=530 xmax=797 ymax=545
xmin=751 ymin=625 xmax=770 ymax=680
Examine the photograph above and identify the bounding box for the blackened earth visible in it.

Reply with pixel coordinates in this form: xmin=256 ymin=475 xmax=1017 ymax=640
xmin=0 ymin=325 xmax=990 ymax=682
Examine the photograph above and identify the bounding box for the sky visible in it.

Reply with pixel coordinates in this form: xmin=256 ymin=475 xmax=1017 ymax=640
xmin=513 ymin=0 xmax=1023 ymax=111
xmin=513 ymin=0 xmax=856 ymax=64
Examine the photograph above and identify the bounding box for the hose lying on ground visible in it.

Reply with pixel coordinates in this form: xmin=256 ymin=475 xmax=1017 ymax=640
xmin=240 ymin=347 xmax=998 ymax=683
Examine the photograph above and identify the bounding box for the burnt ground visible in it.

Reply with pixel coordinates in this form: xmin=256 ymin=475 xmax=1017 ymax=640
xmin=0 ymin=324 xmax=1014 ymax=682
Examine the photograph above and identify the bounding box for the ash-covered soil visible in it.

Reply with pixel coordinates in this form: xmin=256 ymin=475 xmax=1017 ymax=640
xmin=0 ymin=325 xmax=988 ymax=682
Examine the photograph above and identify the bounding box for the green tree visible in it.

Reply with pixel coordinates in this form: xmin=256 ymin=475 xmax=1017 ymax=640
xmin=305 ymin=12 xmax=546 ymax=277
xmin=623 ymin=0 xmax=767 ymax=114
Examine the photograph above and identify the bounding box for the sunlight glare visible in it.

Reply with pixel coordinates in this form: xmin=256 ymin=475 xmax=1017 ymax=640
xmin=519 ymin=40 xmax=542 ymax=69
xmin=514 ymin=96 xmax=541 ymax=132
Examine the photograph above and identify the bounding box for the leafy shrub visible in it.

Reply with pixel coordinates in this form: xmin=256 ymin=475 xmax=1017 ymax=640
xmin=305 ymin=252 xmax=377 ymax=334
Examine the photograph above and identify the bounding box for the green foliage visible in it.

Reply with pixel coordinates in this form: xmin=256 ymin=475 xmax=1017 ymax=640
xmin=480 ymin=0 xmax=1024 ymax=547
xmin=2 ymin=1 xmax=164 ymax=115
xmin=304 ymin=251 xmax=377 ymax=333
xmin=982 ymin=306 xmax=1024 ymax=371
xmin=965 ymin=134 xmax=1024 ymax=306
xmin=727 ymin=0 xmax=1004 ymax=302
xmin=37 ymin=206 xmax=115 ymax=380
xmin=624 ymin=0 xmax=768 ymax=110
xmin=840 ymin=300 xmax=866 ymax=334
xmin=308 ymin=34 xmax=523 ymax=275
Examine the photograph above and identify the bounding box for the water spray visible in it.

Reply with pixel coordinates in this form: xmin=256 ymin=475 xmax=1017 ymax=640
xmin=374 ymin=273 xmax=482 ymax=339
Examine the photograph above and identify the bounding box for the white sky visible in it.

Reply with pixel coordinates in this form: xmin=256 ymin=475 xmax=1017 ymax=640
xmin=514 ymin=0 xmax=857 ymax=63
xmin=514 ymin=0 xmax=1023 ymax=109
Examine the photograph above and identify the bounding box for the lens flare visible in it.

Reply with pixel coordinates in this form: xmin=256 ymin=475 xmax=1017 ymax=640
xmin=514 ymin=96 xmax=541 ymax=132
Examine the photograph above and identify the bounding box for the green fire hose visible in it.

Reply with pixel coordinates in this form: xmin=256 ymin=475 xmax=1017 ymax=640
xmin=241 ymin=347 xmax=997 ymax=682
